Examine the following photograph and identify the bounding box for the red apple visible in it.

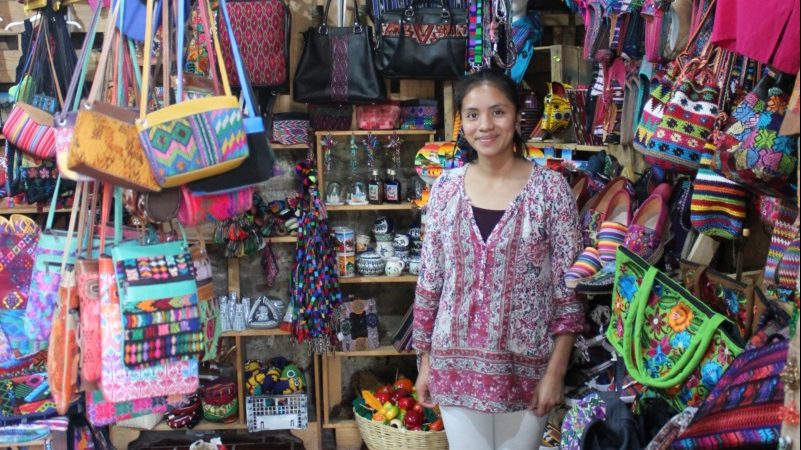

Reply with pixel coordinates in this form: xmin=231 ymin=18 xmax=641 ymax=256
xmin=397 ymin=397 xmax=416 ymax=411
xmin=391 ymin=388 xmax=410 ymax=404
xmin=376 ymin=385 xmax=393 ymax=395
xmin=374 ymin=392 xmax=392 ymax=405
xmin=411 ymin=403 xmax=425 ymax=413
xmin=403 ymin=410 xmax=424 ymax=429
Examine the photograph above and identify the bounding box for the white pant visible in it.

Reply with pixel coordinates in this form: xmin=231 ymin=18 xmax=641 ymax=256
xmin=439 ymin=406 xmax=548 ymax=450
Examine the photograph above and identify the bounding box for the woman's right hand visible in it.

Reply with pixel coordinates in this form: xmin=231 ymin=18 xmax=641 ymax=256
xmin=414 ymin=352 xmax=436 ymax=408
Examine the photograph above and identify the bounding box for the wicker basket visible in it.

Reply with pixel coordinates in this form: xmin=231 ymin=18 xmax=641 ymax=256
xmin=354 ymin=412 xmax=449 ymax=450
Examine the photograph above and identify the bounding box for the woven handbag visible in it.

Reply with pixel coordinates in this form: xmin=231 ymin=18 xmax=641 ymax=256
xmin=672 ymin=338 xmax=788 ymax=449
xmin=0 ymin=218 xmax=40 ymax=364
xmin=272 ymin=113 xmax=310 ymax=145
xmin=178 ymin=185 xmax=254 ymax=227
xmin=0 ymin=351 xmax=57 ymax=426
xmin=607 ymin=247 xmax=744 ymax=411
xmin=689 ymin=156 xmax=747 ymax=240
xmin=3 ymin=104 xmax=57 ymax=160
xmin=355 ymin=101 xmax=400 ymax=130
xmin=68 ymin=2 xmax=161 ymax=192
xmin=218 ymin=0 xmax=290 ymax=87
xmin=138 ymin=0 xmax=249 ymax=188
xmin=633 ymin=65 xmax=680 ymax=155
xmin=399 ymin=99 xmax=439 ymax=131
xmin=308 ymin=103 xmax=353 ymax=131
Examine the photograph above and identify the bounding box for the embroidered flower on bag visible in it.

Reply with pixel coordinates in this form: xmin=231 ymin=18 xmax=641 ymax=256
xmin=671 ymin=331 xmax=691 ymax=350
xmin=618 ymin=273 xmax=638 ymax=302
xmin=700 ymin=361 xmax=724 ymax=388
xmin=647 ymin=311 xmax=667 ymax=333
xmin=670 ymin=133 xmax=682 ymax=143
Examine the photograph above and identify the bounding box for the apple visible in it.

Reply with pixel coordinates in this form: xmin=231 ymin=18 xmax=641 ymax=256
xmin=376 ymin=385 xmax=393 ymax=395
xmin=374 ymin=392 xmax=392 ymax=405
xmin=393 ymin=378 xmax=414 ymax=392
xmin=391 ymin=388 xmax=410 ymax=404
xmin=397 ymin=397 xmax=416 ymax=411
xmin=411 ymin=403 xmax=425 ymax=414
xmin=403 ymin=409 xmax=424 ymax=429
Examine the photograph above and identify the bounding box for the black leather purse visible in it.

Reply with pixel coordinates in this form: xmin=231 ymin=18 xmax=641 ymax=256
xmin=293 ymin=0 xmax=386 ymax=104
xmin=375 ymin=0 xmax=468 ymax=79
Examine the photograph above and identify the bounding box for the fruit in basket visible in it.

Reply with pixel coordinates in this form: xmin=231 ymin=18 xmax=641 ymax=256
xmin=429 ymin=417 xmax=444 ymax=431
xmin=374 ymin=391 xmax=392 ymax=406
xmin=376 ymin=384 xmax=393 ymax=395
xmin=397 ymin=396 xmax=416 ymax=411
xmin=403 ymin=409 xmax=424 ymax=430
xmin=362 ymin=390 xmax=384 ymax=411
xmin=393 ymin=377 xmax=414 ymax=392
xmin=382 ymin=402 xmax=401 ymax=420
xmin=372 ymin=412 xmax=386 ymax=422
xmin=391 ymin=388 xmax=410 ymax=404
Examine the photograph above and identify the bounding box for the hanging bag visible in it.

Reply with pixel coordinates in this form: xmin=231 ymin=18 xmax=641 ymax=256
xmin=606 ymin=247 xmax=744 ymax=411
xmin=218 ymin=0 xmax=291 ymax=88
xmin=187 ymin=0 xmax=277 ymax=194
xmin=68 ymin=1 xmax=162 ymax=192
xmin=374 ymin=0 xmax=468 ymax=79
xmin=293 ymin=0 xmax=387 ymax=103
xmin=137 ymin=0 xmax=249 ymax=188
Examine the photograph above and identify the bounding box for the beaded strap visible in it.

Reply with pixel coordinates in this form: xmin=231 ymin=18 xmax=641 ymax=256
xmin=764 ymin=202 xmax=800 ymax=292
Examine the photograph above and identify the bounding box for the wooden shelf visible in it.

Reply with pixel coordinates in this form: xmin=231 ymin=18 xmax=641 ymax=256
xmin=222 ymin=328 xmax=291 ymax=337
xmin=150 ymin=420 xmax=248 ymax=431
xmin=0 ymin=206 xmax=70 ymax=214
xmin=338 ymin=275 xmax=417 ymax=284
xmin=272 ymin=143 xmax=309 ymax=150
xmin=334 ymin=344 xmax=414 ymax=357
xmin=315 ymin=130 xmax=435 ymax=137
xmin=187 ymin=223 xmax=297 ymax=244
xmin=527 ymin=140 xmax=607 ymax=152
xmin=326 ymin=203 xmax=416 ymax=212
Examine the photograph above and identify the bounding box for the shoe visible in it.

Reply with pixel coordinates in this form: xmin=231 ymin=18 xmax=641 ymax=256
xmin=623 ymin=192 xmax=671 ymax=264
xmin=597 ymin=221 xmax=629 ymax=264
xmin=575 ymin=263 xmax=617 ymax=295
xmin=565 ymin=247 xmax=602 ymax=288
xmin=579 ymin=177 xmax=634 ymax=248
xmin=571 ymin=173 xmax=592 ymax=210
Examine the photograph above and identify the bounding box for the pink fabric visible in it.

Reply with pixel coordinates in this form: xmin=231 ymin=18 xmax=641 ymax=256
xmin=413 ymin=164 xmax=585 ymax=413
xmin=712 ymin=0 xmax=800 ymax=74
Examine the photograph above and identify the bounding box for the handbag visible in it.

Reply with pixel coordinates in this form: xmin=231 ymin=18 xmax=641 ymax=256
xmin=271 ymin=113 xmax=310 ymax=144
xmin=218 ymin=0 xmax=291 ymax=88
xmin=138 ymin=0 xmax=249 ymax=189
xmin=0 ymin=216 xmax=40 ymax=364
xmin=308 ymin=103 xmax=353 ymax=131
xmin=187 ymin=0 xmax=277 ymax=194
xmin=99 ymin=192 xmax=199 ymax=403
xmin=0 ymin=351 xmax=57 ymax=426
xmin=293 ymin=0 xmax=387 ymax=103
xmin=199 ymin=296 xmax=221 ymax=361
xmin=633 ymin=65 xmax=680 ymax=155
xmin=55 ymin=4 xmax=102 ymax=182
xmin=374 ymin=0 xmax=468 ymax=79
xmin=714 ymin=74 xmax=797 ymax=193
xmin=178 ymin=185 xmax=254 ymax=227
xmin=607 ymin=247 xmax=745 ymax=411
xmin=678 ymin=260 xmax=762 ymax=340
xmin=400 ymin=99 xmax=439 ymax=131
xmin=68 ymin=2 xmax=162 ymax=193
xmin=671 ymin=338 xmax=788 ymax=449
xmin=24 ymin=178 xmax=101 ymax=346
xmin=85 ymin=385 xmax=175 ymax=427
xmin=334 ymin=296 xmax=379 ymax=351
xmin=689 ymin=156 xmax=747 ymax=240
xmin=355 ymin=101 xmax=400 ymax=130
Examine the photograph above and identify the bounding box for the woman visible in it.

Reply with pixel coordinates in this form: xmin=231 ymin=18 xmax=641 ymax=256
xmin=413 ymin=69 xmax=584 ymax=450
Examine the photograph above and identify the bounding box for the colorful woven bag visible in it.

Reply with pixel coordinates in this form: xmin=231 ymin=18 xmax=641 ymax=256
xmin=177 ymin=185 xmax=254 ymax=227
xmin=671 ymin=338 xmax=788 ymax=449
xmin=632 ymin=66 xmax=678 ymax=155
xmin=137 ymin=0 xmax=249 ymax=189
xmin=218 ymin=0 xmax=290 ymax=87
xmin=607 ymin=247 xmax=745 ymax=411
xmin=355 ymin=101 xmax=400 ymax=130
xmin=0 ymin=217 xmax=39 ymax=364
xmin=272 ymin=113 xmax=310 ymax=145
xmin=399 ymin=99 xmax=439 ymax=131
xmin=690 ymin=155 xmax=747 ymax=240
xmin=308 ymin=103 xmax=353 ymax=131
xmin=2 ymin=103 xmax=57 ymax=160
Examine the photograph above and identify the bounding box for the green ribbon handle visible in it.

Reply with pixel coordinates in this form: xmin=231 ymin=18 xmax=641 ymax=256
xmin=622 ymin=266 xmax=727 ymax=389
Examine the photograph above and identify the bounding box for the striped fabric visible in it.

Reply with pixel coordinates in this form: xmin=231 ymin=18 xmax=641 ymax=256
xmin=690 ymin=162 xmax=747 ymax=240
xmin=2 ymin=104 xmax=56 ymax=159
xmin=272 ymin=120 xmax=309 ymax=145
xmin=597 ymin=221 xmax=628 ymax=264
xmin=565 ymin=247 xmax=602 ymax=284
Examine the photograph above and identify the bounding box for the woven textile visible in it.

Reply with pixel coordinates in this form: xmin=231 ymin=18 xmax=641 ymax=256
xmin=690 ymin=159 xmax=747 ymax=240
xmin=672 ymin=339 xmax=788 ymax=449
xmin=2 ymin=104 xmax=56 ymax=160
xmin=272 ymin=117 xmax=309 ymax=145
xmin=597 ymin=221 xmax=628 ymax=264
xmin=633 ymin=67 xmax=677 ymax=154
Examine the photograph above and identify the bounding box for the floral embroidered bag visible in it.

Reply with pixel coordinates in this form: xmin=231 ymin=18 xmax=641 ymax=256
xmin=607 ymin=247 xmax=744 ymax=411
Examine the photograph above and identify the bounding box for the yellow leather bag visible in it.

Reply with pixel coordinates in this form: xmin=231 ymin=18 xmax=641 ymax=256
xmin=136 ymin=0 xmax=248 ymax=188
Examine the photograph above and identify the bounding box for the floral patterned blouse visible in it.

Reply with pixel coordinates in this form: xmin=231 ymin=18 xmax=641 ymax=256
xmin=413 ymin=163 xmax=585 ymax=413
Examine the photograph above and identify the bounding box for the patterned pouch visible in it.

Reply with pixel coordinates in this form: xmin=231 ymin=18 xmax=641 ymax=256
xmin=633 ymin=65 xmax=678 ymax=155
xmin=334 ymin=296 xmax=379 ymax=351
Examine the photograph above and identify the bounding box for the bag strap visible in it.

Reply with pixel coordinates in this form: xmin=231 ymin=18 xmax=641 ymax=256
xmin=58 ymin=181 xmax=85 ymax=277
xmin=321 ymin=0 xmax=363 ymax=29
xmin=765 ymin=203 xmax=800 ymax=289
xmin=218 ymin=0 xmax=265 ymax=129
xmin=141 ymin=0 xmax=232 ymax=122
xmin=60 ymin=4 xmax=102 ymax=117
xmin=41 ymin=23 xmax=65 ymax=109
xmin=87 ymin=0 xmax=123 ymax=104
xmin=622 ymin=265 xmax=728 ymax=388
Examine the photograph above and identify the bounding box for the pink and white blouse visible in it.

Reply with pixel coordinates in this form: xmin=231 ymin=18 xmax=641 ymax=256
xmin=413 ymin=163 xmax=585 ymax=413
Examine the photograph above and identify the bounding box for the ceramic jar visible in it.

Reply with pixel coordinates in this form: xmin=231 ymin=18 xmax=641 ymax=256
xmin=392 ymin=233 xmax=410 ymax=251
xmin=375 ymin=241 xmax=395 ymax=260
xmin=357 ymin=251 xmax=386 ymax=276
xmin=373 ymin=216 xmax=393 ymax=234
xmin=408 ymin=254 xmax=421 ymax=275
xmin=384 ymin=257 xmax=406 ymax=277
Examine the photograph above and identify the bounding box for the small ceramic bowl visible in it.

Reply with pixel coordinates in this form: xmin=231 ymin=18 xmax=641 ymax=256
xmin=357 ymin=251 xmax=386 ymax=276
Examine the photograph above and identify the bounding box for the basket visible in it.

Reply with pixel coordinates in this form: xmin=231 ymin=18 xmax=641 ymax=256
xmin=116 ymin=412 xmax=164 ymax=430
xmin=354 ymin=411 xmax=449 ymax=450
xmin=246 ymin=394 xmax=308 ymax=431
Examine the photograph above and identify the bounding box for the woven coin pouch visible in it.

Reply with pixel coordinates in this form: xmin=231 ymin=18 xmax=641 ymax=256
xmin=271 ymin=113 xmax=309 ymax=145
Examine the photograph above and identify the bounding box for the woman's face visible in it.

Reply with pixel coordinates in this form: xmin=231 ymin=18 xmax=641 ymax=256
xmin=460 ymin=83 xmax=519 ymax=160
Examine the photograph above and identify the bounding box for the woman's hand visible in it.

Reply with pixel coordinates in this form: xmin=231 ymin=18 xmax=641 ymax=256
xmin=528 ymin=371 xmax=565 ymax=417
xmin=414 ymin=352 xmax=436 ymax=408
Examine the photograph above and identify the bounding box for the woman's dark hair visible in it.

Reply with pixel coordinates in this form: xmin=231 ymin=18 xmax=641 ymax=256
xmin=454 ymin=69 xmax=525 ymax=160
